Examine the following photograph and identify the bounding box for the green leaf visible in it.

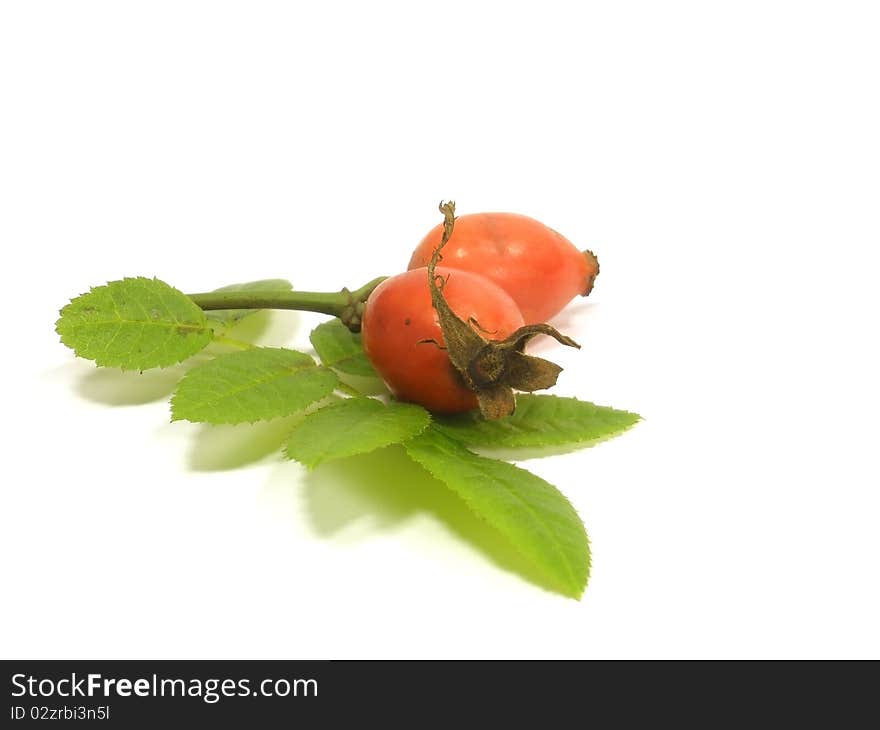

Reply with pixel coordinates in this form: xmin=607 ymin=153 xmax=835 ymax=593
xmin=309 ymin=319 xmax=378 ymax=377
xmin=204 ymin=279 xmax=293 ymax=330
xmin=404 ymin=428 xmax=590 ymax=599
xmin=434 ymin=394 xmax=641 ymax=452
xmin=284 ymin=397 xmax=430 ymax=468
xmin=170 ymin=347 xmax=338 ymax=424
xmin=56 ymin=277 xmax=212 ymax=370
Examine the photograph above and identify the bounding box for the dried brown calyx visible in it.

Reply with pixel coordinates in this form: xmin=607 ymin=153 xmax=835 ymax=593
xmin=426 ymin=201 xmax=581 ymax=419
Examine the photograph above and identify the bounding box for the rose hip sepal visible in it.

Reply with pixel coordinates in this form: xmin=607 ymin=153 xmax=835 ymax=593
xmin=428 ymin=201 xmax=580 ymax=420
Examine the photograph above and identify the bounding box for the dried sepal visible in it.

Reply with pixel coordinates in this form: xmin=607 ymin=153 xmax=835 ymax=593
xmin=427 ymin=201 xmax=581 ymax=419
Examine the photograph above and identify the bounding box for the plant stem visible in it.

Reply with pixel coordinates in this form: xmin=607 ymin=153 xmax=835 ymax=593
xmin=186 ymin=276 xmax=387 ymax=332
xmin=213 ymin=335 xmax=255 ymax=350
xmin=335 ymin=382 xmax=362 ymax=397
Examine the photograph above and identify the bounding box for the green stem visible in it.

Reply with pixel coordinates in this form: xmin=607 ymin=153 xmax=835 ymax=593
xmin=213 ymin=335 xmax=255 ymax=350
xmin=186 ymin=276 xmax=387 ymax=332
xmin=335 ymin=381 xmax=362 ymax=397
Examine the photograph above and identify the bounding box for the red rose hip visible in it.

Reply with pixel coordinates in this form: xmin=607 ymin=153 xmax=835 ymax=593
xmin=408 ymin=212 xmax=598 ymax=324
xmin=361 ymin=267 xmax=525 ymax=413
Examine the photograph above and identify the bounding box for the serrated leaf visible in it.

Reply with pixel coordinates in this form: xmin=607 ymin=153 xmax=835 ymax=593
xmin=434 ymin=394 xmax=641 ymax=452
xmin=309 ymin=319 xmax=378 ymax=377
xmin=204 ymin=279 xmax=293 ymax=330
xmin=404 ymin=428 xmax=590 ymax=599
xmin=284 ymin=397 xmax=430 ymax=468
xmin=170 ymin=347 xmax=338 ymax=424
xmin=56 ymin=277 xmax=212 ymax=370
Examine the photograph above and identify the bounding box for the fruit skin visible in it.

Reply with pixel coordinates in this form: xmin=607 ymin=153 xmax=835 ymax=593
xmin=408 ymin=212 xmax=598 ymax=324
xmin=361 ymin=267 xmax=525 ymax=413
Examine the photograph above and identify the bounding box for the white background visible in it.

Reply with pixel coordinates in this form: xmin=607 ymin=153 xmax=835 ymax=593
xmin=1 ymin=1 xmax=878 ymax=659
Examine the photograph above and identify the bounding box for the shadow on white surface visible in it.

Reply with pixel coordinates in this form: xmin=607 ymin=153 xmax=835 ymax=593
xmin=186 ymin=416 xmax=299 ymax=472
xmin=299 ymin=445 xmax=565 ymax=596
xmin=75 ymin=364 xmax=191 ymax=406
